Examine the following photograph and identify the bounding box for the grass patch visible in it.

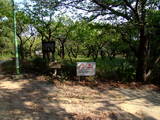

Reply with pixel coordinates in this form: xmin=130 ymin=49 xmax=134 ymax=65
xmin=58 ymin=56 xmax=124 ymax=80
xmin=0 ymin=53 xmax=14 ymax=60
xmin=59 ymin=56 xmax=135 ymax=82
xmin=0 ymin=55 xmax=135 ymax=82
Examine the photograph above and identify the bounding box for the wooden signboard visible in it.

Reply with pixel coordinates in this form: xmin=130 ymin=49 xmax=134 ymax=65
xmin=49 ymin=62 xmax=62 ymax=69
xmin=42 ymin=41 xmax=55 ymax=53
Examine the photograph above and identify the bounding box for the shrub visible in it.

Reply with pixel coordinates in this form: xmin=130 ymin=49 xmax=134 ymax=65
xmin=31 ymin=57 xmax=48 ymax=73
xmin=61 ymin=61 xmax=77 ymax=80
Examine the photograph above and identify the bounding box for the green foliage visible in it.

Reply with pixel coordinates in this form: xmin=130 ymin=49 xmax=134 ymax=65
xmin=0 ymin=0 xmax=160 ymax=84
xmin=150 ymin=63 xmax=160 ymax=84
xmin=61 ymin=61 xmax=76 ymax=80
xmin=31 ymin=57 xmax=48 ymax=72
xmin=146 ymin=10 xmax=160 ymax=83
xmin=0 ymin=60 xmax=15 ymax=74
xmin=0 ymin=0 xmax=13 ymax=56
xmin=0 ymin=53 xmax=13 ymax=60
xmin=0 ymin=0 xmax=12 ymax=19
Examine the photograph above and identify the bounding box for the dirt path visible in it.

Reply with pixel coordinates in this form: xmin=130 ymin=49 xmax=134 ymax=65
xmin=0 ymin=74 xmax=160 ymax=120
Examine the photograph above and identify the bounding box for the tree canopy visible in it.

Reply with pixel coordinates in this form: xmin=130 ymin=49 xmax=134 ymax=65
xmin=0 ymin=0 xmax=160 ymax=83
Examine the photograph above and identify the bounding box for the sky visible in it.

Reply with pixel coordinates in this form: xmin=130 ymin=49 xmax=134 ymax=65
xmin=15 ymin=0 xmax=25 ymax=5
xmin=15 ymin=0 xmax=24 ymax=3
xmin=12 ymin=0 xmax=110 ymax=23
xmin=13 ymin=0 xmax=89 ymax=22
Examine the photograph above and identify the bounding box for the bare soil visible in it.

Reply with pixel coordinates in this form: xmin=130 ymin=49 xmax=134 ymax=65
xmin=0 ymin=74 xmax=160 ymax=120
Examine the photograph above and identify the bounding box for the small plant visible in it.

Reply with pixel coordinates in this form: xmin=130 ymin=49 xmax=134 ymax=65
xmin=61 ymin=61 xmax=77 ymax=80
xmin=31 ymin=57 xmax=48 ymax=73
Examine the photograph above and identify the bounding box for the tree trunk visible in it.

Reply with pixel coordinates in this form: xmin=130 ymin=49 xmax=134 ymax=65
xmin=61 ymin=42 xmax=65 ymax=59
xmin=100 ymin=50 xmax=105 ymax=59
xmin=17 ymin=34 xmax=24 ymax=61
xmin=19 ymin=41 xmax=24 ymax=61
xmin=87 ymin=49 xmax=92 ymax=57
xmin=29 ymin=46 xmax=32 ymax=58
xmin=136 ymin=0 xmax=148 ymax=82
xmin=136 ymin=27 xmax=148 ymax=82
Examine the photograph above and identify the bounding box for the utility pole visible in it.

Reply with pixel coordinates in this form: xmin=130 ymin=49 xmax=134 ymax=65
xmin=12 ymin=0 xmax=20 ymax=74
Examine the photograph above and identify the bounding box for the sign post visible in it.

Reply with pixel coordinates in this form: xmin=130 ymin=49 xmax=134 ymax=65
xmin=77 ymin=62 xmax=96 ymax=81
xmin=12 ymin=0 xmax=20 ymax=74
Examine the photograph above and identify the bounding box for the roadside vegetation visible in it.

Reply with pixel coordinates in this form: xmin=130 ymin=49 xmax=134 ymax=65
xmin=0 ymin=1 xmax=160 ymax=119
xmin=0 ymin=0 xmax=160 ymax=84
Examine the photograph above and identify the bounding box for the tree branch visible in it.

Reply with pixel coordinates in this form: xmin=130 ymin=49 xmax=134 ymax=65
xmin=123 ymin=0 xmax=139 ymax=21
xmin=92 ymin=0 xmax=131 ymax=20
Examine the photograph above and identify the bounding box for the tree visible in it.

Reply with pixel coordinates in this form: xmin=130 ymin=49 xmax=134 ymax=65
xmin=145 ymin=9 xmax=160 ymax=80
xmin=63 ymin=0 xmax=160 ymax=82
xmin=23 ymin=0 xmax=63 ymax=61
xmin=0 ymin=0 xmax=13 ymax=56
xmin=16 ymin=11 xmax=36 ymax=60
xmin=53 ymin=17 xmax=73 ymax=59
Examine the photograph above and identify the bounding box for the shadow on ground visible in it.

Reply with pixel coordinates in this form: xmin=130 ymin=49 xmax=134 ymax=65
xmin=0 ymin=74 xmax=160 ymax=120
xmin=0 ymin=75 xmax=74 ymax=120
xmin=60 ymin=80 xmax=160 ymax=120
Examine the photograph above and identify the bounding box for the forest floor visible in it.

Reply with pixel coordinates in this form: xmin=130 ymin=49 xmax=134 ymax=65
xmin=0 ymin=74 xmax=160 ymax=120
